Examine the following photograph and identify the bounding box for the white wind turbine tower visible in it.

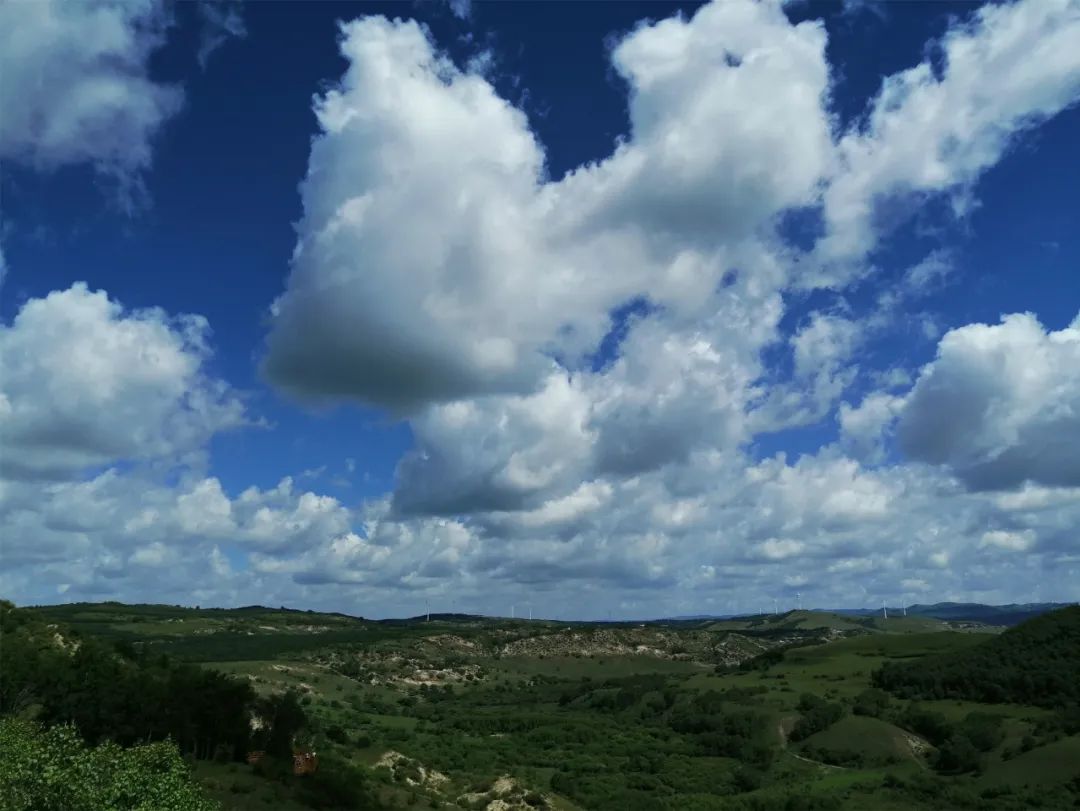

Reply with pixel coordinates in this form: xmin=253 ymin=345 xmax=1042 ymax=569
xmin=773 ymin=598 xmax=778 ymax=616
xmin=882 ymin=598 xmax=888 ymax=621
xmin=796 ymin=592 xmax=802 ymax=611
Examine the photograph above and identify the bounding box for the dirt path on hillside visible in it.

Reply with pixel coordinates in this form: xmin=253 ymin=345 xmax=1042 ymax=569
xmin=901 ymin=732 xmax=932 ymax=770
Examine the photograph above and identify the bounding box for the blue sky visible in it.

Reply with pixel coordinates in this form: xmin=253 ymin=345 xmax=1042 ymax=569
xmin=1 ymin=0 xmax=1078 ymax=618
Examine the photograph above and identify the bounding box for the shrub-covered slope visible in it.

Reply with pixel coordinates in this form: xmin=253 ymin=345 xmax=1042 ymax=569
xmin=873 ymin=606 xmax=1080 ymax=707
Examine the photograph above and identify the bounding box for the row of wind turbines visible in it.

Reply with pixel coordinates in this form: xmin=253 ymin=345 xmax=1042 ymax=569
xmin=424 ymin=599 xmax=534 ymax=622
xmin=764 ymin=591 xmax=907 ymax=619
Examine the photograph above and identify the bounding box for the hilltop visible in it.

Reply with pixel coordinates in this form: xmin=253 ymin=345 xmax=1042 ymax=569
xmin=666 ymin=601 xmax=1069 ymax=627
xmin=905 ymin=601 xmax=1075 ymax=626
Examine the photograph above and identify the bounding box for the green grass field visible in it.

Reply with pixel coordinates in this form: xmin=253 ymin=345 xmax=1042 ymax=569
xmin=980 ymin=735 xmax=1080 ymax=788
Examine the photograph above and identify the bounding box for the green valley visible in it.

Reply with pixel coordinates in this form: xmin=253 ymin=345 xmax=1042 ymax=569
xmin=2 ymin=600 xmax=1078 ymax=810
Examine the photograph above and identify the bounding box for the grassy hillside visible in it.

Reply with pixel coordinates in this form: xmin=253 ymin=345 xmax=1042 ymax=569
xmin=873 ymin=606 xmax=1080 ymax=707
xmin=796 ymin=715 xmax=918 ymax=768
xmin=980 ymin=735 xmax=1080 ymax=788
xmin=907 ymin=601 xmax=1076 ymax=626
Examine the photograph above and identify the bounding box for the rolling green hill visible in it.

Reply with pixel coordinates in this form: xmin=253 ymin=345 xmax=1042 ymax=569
xmin=980 ymin=735 xmax=1080 ymax=788
xmin=873 ymin=606 xmax=1080 ymax=707
xmin=796 ymin=715 xmax=920 ymax=768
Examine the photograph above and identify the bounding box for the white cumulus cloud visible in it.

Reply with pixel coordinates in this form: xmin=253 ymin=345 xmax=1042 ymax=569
xmin=898 ymin=311 xmax=1080 ymax=490
xmin=818 ymin=0 xmax=1080 ymax=267
xmin=0 ymin=284 xmax=246 ymax=481
xmin=0 ymin=0 xmax=183 ymax=187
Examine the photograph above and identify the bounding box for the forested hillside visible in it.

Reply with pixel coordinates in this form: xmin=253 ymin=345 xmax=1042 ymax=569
xmin=0 ymin=601 xmax=381 ymax=810
xmin=873 ymin=606 xmax=1080 ymax=707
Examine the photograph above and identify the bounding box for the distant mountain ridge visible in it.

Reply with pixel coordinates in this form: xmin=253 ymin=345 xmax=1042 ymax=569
xmin=667 ymin=602 xmax=1075 ymax=626
xmin=905 ymin=602 xmax=1075 ymax=626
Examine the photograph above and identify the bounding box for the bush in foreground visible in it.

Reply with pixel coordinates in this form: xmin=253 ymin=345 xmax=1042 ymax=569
xmin=0 ymin=717 xmax=218 ymax=811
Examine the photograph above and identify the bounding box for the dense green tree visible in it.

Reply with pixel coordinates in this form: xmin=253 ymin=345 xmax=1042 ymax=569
xmin=933 ymin=734 xmax=983 ymax=774
xmin=789 ymin=695 xmax=845 ymax=742
xmin=897 ymin=704 xmax=954 ymax=746
xmin=956 ymin=712 xmax=1004 ymax=752
xmin=0 ymin=602 xmax=257 ymax=761
xmin=851 ymin=688 xmax=890 ymax=717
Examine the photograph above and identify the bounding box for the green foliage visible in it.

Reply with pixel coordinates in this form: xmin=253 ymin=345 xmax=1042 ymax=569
xmin=852 ymin=687 xmax=891 ymax=717
xmin=325 ymin=724 xmax=347 ymax=744
xmin=9 ymin=599 xmax=1080 ymax=811
xmin=957 ymin=712 xmax=1005 ymax=752
xmin=789 ymin=694 xmax=845 ymax=742
xmin=897 ymin=703 xmax=954 ymax=746
xmin=295 ymin=754 xmax=380 ymax=810
xmin=253 ymin=690 xmax=308 ymax=757
xmin=1 ymin=603 xmax=257 ymax=761
xmin=873 ymin=606 xmax=1080 ymax=707
xmin=668 ymin=690 xmax=777 ymax=766
xmin=0 ymin=718 xmax=218 ymax=811
xmin=933 ymin=733 xmax=983 ymax=774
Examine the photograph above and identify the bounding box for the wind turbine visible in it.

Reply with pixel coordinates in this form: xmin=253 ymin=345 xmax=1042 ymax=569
xmin=426 ymin=599 xmax=430 ymax=622
xmin=773 ymin=598 xmax=778 ymax=616
xmin=882 ymin=599 xmax=888 ymax=621
xmin=796 ymin=592 xmax=802 ymax=611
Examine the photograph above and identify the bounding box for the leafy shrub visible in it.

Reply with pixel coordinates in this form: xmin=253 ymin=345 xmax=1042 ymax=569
xmin=789 ymin=695 xmax=844 ymax=742
xmin=852 ymin=688 xmax=890 ymax=717
xmin=0 ymin=718 xmax=218 ymax=811
xmin=325 ymin=724 xmax=347 ymax=744
xmin=897 ymin=704 xmax=954 ymax=746
xmin=296 ymin=755 xmax=381 ymax=809
xmin=933 ymin=734 xmax=982 ymax=774
xmin=956 ymin=712 xmax=1003 ymax=752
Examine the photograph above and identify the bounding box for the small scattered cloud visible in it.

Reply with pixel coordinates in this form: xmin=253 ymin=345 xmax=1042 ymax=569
xmin=197 ymin=1 xmax=247 ymax=69
xmin=0 ymin=0 xmax=183 ymax=204
xmin=447 ymin=0 xmax=471 ymax=21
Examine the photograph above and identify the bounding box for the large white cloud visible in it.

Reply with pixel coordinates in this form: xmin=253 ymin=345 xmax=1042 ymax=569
xmin=0 ymin=284 xmax=246 ymax=481
xmin=817 ymin=0 xmax=1080 ymax=268
xmin=898 ymin=311 xmax=1080 ymax=491
xmin=0 ymin=0 xmax=182 ymax=184
xmin=553 ymin=0 xmax=831 ymax=248
xmin=261 ymin=0 xmax=1080 ymax=546
xmin=263 ymin=0 xmax=831 ymax=411
xmin=394 ymin=372 xmax=595 ymax=515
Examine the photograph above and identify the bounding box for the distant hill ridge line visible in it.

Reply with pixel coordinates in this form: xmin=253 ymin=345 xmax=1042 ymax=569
xmin=15 ymin=599 xmax=1076 ymax=627
xmin=666 ymin=602 xmax=1076 ymax=626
